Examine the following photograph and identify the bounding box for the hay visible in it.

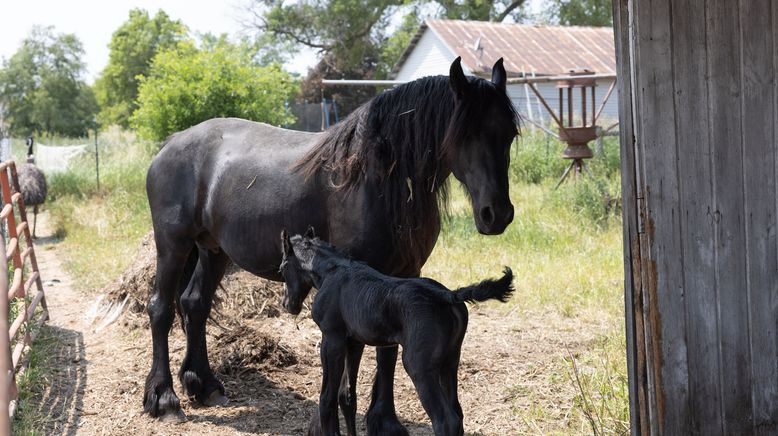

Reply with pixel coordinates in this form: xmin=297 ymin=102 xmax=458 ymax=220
xmin=92 ymin=231 xmax=286 ymax=329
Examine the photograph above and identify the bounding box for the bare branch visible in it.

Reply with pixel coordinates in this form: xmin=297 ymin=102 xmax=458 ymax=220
xmin=495 ymin=0 xmax=527 ymax=22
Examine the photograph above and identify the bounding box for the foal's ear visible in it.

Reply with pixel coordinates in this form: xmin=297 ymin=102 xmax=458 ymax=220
xmin=449 ymin=57 xmax=468 ymax=98
xmin=304 ymin=225 xmax=315 ymax=239
xmin=281 ymin=229 xmax=292 ymax=257
xmin=491 ymin=57 xmax=507 ymax=93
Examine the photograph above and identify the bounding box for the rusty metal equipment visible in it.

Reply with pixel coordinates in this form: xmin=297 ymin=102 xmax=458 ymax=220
xmin=554 ymin=70 xmax=598 ymax=186
xmin=513 ymin=69 xmax=617 ymax=188
xmin=0 ymin=160 xmax=49 ymax=424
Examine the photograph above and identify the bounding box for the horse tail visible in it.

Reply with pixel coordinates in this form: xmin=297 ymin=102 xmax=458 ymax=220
xmin=175 ymin=248 xmax=199 ymax=332
xmin=452 ymin=267 xmax=514 ymax=304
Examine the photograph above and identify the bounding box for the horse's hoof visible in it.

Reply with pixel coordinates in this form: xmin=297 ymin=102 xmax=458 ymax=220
xmin=203 ymin=390 xmax=229 ymax=407
xmin=159 ymin=409 xmax=187 ymax=423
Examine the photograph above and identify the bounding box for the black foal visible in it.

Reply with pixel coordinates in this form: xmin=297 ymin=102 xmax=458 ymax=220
xmin=280 ymin=228 xmax=514 ymax=436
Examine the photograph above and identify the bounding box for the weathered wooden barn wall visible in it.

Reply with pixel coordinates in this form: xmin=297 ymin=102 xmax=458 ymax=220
xmin=614 ymin=0 xmax=777 ymax=434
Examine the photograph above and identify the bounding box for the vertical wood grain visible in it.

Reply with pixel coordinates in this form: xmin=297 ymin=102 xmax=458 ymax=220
xmin=706 ymin=0 xmax=753 ymax=432
xmin=742 ymin=0 xmax=778 ymax=433
xmin=670 ymin=0 xmax=722 ymax=433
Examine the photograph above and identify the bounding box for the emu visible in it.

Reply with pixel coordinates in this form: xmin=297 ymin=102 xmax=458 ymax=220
xmin=18 ymin=137 xmax=47 ymax=238
xmin=280 ymin=228 xmax=514 ymax=436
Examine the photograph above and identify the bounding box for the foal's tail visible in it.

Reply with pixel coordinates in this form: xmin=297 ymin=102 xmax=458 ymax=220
xmin=452 ymin=267 xmax=514 ymax=304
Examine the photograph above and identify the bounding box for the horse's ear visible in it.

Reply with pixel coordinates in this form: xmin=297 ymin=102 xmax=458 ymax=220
xmin=449 ymin=57 xmax=468 ymax=98
xmin=491 ymin=58 xmax=507 ymax=93
xmin=281 ymin=229 xmax=291 ymax=257
xmin=304 ymin=225 xmax=315 ymax=239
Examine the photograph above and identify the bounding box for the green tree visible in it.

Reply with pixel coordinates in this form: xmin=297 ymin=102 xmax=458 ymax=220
xmin=130 ymin=39 xmax=297 ymax=141
xmin=546 ymin=0 xmax=612 ymax=26
xmin=249 ymin=0 xmax=530 ymax=76
xmin=94 ymin=9 xmax=186 ymax=127
xmin=0 ymin=26 xmax=97 ymax=137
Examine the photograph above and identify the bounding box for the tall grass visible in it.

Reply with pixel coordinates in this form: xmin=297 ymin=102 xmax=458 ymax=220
xmin=46 ymin=127 xmax=156 ymax=292
xmin=40 ymin=127 xmax=629 ymax=433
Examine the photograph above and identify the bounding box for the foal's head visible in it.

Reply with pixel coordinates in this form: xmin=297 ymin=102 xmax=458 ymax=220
xmin=279 ymin=227 xmax=318 ymax=315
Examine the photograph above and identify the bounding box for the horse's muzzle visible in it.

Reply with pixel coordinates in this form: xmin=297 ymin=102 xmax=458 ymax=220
xmin=476 ymin=203 xmax=514 ymax=235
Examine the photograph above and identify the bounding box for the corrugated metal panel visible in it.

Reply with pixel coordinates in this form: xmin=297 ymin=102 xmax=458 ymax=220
xmin=393 ymin=29 xmax=462 ymax=81
xmin=393 ymin=19 xmax=616 ymax=79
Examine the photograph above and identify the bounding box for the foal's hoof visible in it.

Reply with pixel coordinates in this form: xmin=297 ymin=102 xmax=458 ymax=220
xmin=203 ymin=390 xmax=229 ymax=407
xmin=159 ymin=409 xmax=187 ymax=423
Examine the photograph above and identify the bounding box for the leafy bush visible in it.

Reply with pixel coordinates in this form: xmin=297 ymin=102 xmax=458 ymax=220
xmin=131 ymin=40 xmax=298 ymax=141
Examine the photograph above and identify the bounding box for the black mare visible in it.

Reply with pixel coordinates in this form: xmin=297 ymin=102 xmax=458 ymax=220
xmin=280 ymin=228 xmax=514 ymax=436
xmin=143 ymin=57 xmax=518 ymax=432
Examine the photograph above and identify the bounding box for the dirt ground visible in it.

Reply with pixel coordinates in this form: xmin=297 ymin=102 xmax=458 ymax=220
xmin=26 ymin=213 xmax=607 ymax=435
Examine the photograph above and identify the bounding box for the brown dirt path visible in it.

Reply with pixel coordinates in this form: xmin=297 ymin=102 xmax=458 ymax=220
xmin=26 ymin=212 xmax=607 ymax=435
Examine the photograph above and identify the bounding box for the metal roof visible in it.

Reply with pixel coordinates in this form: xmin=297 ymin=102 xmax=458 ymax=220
xmin=391 ymin=19 xmax=616 ymax=78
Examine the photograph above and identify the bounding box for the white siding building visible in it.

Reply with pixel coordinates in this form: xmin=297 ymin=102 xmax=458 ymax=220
xmin=391 ymin=20 xmax=619 ymax=124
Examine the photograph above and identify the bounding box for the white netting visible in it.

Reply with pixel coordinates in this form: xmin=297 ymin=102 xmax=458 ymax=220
xmin=35 ymin=143 xmax=88 ymax=173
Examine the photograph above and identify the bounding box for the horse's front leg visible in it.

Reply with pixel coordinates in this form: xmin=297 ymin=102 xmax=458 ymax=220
xmin=143 ymin=245 xmax=193 ymax=421
xmin=179 ymin=248 xmax=229 ymax=406
xmin=339 ymin=339 xmax=365 ymax=436
xmin=319 ymin=334 xmax=346 ymax=435
xmin=366 ymin=345 xmax=409 ymax=436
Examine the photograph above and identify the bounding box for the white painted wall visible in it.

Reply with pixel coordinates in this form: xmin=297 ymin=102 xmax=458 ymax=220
xmin=507 ymin=79 xmax=619 ymax=126
xmin=395 ymin=30 xmax=620 ymax=124
xmin=394 ymin=30 xmax=464 ymax=81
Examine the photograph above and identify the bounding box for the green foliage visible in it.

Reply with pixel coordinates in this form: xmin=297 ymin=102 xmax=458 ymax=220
xmin=45 ymin=126 xmax=627 ymax=432
xmin=377 ymin=10 xmax=421 ymax=78
xmin=251 ymin=0 xmax=532 ymax=77
xmin=47 ymin=127 xmax=156 ymax=291
xmin=546 ymin=0 xmax=613 ymax=26
xmin=0 ymin=26 xmax=97 ymax=137
xmin=93 ymin=9 xmax=186 ymax=128
xmin=130 ymin=40 xmax=298 ymax=141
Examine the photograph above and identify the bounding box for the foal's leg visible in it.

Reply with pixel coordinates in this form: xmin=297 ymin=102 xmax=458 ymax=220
xmin=366 ymin=345 xmax=408 ymax=436
xmin=319 ymin=335 xmax=347 ymax=435
xmin=404 ymin=352 xmax=463 ymax=436
xmin=143 ymin=237 xmax=194 ymax=421
xmin=339 ymin=339 xmax=365 ymax=436
xmin=441 ymin=350 xmax=464 ymax=424
xmin=179 ymin=248 xmax=229 ymax=406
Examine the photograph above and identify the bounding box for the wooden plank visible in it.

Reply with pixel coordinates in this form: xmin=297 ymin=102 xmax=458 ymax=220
xmin=740 ymin=0 xmax=778 ymax=432
xmin=627 ymin=0 xmax=653 ymax=432
xmin=669 ymin=0 xmax=723 ymax=433
xmin=632 ymin=0 xmax=690 ymax=433
xmin=611 ymin=0 xmax=641 ymax=433
xmin=706 ymin=0 xmax=752 ymax=432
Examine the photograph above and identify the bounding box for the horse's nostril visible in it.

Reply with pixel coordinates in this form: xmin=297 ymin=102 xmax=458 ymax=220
xmin=480 ymin=206 xmax=495 ymax=226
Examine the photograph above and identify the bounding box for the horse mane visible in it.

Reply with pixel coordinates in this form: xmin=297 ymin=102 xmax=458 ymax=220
xmin=295 ymin=75 xmax=517 ymax=265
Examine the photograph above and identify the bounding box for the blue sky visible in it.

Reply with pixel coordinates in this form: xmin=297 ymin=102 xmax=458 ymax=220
xmin=0 ymin=0 xmax=547 ymax=83
xmin=0 ymin=0 xmax=318 ymax=81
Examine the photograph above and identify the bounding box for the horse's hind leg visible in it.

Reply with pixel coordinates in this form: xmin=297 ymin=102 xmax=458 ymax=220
xmin=366 ymin=346 xmax=408 ymax=436
xmin=339 ymin=339 xmax=365 ymax=436
xmin=179 ymin=247 xmax=229 ymax=406
xmin=144 ymin=237 xmax=195 ymax=421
